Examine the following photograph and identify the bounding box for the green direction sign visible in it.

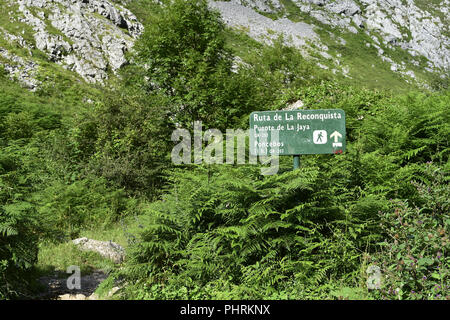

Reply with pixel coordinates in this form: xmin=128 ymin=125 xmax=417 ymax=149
xmin=250 ymin=109 xmax=346 ymax=156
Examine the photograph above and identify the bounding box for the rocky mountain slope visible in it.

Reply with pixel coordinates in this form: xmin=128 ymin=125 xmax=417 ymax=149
xmin=0 ymin=0 xmax=448 ymax=91
xmin=209 ymin=0 xmax=449 ymax=87
xmin=0 ymin=0 xmax=142 ymax=89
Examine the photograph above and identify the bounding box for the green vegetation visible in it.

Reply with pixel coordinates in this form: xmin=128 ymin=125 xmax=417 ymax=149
xmin=0 ymin=0 xmax=448 ymax=300
xmin=112 ymin=83 xmax=449 ymax=300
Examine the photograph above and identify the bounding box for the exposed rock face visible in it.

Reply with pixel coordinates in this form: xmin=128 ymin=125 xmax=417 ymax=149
xmin=225 ymin=0 xmax=283 ymax=14
xmin=289 ymin=0 xmax=361 ymax=33
xmin=5 ymin=0 xmax=143 ymax=84
xmin=211 ymin=0 xmax=448 ymax=73
xmin=209 ymin=1 xmax=318 ymax=49
xmin=0 ymin=47 xmax=39 ymax=90
xmin=325 ymin=0 xmax=360 ymax=16
xmin=1 ymin=0 xmax=447 ymax=89
xmin=208 ymin=0 xmax=448 ymax=86
xmin=72 ymin=237 xmax=125 ymax=263
xmin=208 ymin=1 xmax=349 ymax=76
xmin=361 ymin=0 xmax=449 ymax=71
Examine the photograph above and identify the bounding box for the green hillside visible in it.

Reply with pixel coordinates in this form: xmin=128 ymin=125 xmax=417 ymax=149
xmin=0 ymin=0 xmax=448 ymax=301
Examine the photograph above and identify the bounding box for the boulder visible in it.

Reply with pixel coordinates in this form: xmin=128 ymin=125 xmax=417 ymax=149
xmin=72 ymin=238 xmax=125 ymax=263
xmin=284 ymin=100 xmax=305 ymax=111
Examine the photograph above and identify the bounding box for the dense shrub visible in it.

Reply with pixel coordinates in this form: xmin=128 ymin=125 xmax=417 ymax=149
xmin=0 ymin=79 xmax=61 ymax=298
xmin=133 ymin=0 xmax=236 ymax=128
xmin=34 ymin=178 xmax=133 ymax=239
xmin=70 ymin=91 xmax=174 ymax=197
xmin=0 ymin=76 xmax=123 ymax=298
xmin=0 ymin=200 xmax=40 ymax=299
xmin=371 ymin=163 xmax=449 ymax=300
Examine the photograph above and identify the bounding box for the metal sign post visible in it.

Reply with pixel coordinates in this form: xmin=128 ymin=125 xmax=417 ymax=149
xmin=293 ymin=155 xmax=300 ymax=170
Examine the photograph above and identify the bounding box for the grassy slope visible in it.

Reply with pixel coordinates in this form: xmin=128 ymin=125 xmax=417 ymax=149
xmin=36 ymin=225 xmax=129 ymax=276
xmin=0 ymin=1 xmax=120 ymax=111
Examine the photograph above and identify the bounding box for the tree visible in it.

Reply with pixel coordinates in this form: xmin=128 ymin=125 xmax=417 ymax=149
xmin=134 ymin=0 xmax=235 ymax=129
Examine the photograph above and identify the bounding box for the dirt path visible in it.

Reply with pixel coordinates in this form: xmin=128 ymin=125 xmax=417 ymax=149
xmin=36 ymin=270 xmax=108 ymax=300
xmin=35 ymin=238 xmax=125 ymax=300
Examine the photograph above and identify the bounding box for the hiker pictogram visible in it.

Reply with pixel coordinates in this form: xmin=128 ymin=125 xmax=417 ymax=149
xmin=313 ymin=130 xmax=327 ymax=144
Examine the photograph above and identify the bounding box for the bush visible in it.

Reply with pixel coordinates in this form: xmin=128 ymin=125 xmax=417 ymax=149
xmin=0 ymin=78 xmax=60 ymax=299
xmin=34 ymin=178 xmax=133 ymax=239
xmin=69 ymin=90 xmax=175 ymax=198
xmin=116 ymin=159 xmax=385 ymax=299
xmin=370 ymin=163 xmax=449 ymax=300
xmin=0 ymin=201 xmax=40 ymax=299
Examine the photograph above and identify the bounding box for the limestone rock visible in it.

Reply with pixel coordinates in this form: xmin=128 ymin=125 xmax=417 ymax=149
xmin=284 ymin=100 xmax=305 ymax=111
xmin=8 ymin=0 xmax=143 ymax=84
xmin=58 ymin=293 xmax=88 ymax=300
xmin=210 ymin=0 xmax=448 ymax=80
xmin=0 ymin=48 xmax=39 ymax=90
xmin=72 ymin=238 xmax=125 ymax=263
xmin=325 ymin=0 xmax=360 ymax=16
xmin=209 ymin=1 xmax=318 ymax=49
xmin=2 ymin=0 xmax=448 ymax=90
xmin=226 ymin=0 xmax=283 ymax=14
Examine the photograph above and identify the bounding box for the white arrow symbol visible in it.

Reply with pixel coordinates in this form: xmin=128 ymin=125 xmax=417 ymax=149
xmin=330 ymin=131 xmax=342 ymax=143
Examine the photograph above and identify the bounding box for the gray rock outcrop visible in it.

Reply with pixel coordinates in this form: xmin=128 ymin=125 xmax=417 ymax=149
xmin=226 ymin=0 xmax=283 ymax=14
xmin=1 ymin=0 xmax=448 ymax=89
xmin=209 ymin=0 xmax=448 ymax=83
xmin=4 ymin=0 xmax=143 ymax=84
xmin=72 ymin=237 xmax=125 ymax=263
xmin=209 ymin=1 xmax=318 ymax=49
xmin=284 ymin=99 xmax=305 ymax=111
xmin=281 ymin=0 xmax=449 ymax=72
xmin=0 ymin=47 xmax=40 ymax=90
xmin=361 ymin=0 xmax=449 ymax=71
xmin=325 ymin=0 xmax=360 ymax=16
